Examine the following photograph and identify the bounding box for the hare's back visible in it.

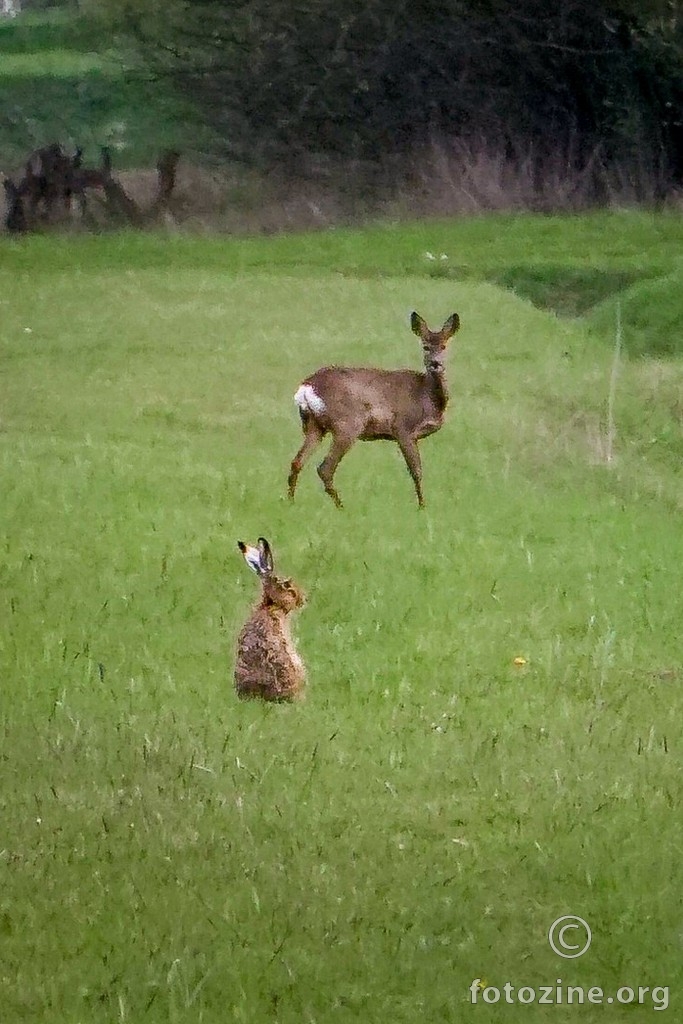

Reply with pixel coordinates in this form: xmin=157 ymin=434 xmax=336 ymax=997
xmin=235 ymin=610 xmax=304 ymax=701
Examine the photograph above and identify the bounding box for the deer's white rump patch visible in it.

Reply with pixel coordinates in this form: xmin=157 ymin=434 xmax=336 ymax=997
xmin=294 ymin=383 xmax=326 ymax=416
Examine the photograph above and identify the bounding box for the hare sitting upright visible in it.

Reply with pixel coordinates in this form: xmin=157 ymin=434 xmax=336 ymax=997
xmin=235 ymin=537 xmax=307 ymax=702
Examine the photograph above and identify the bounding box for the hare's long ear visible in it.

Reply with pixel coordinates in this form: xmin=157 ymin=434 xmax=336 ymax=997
xmin=238 ymin=540 xmax=263 ymax=575
xmin=257 ymin=537 xmax=274 ymax=576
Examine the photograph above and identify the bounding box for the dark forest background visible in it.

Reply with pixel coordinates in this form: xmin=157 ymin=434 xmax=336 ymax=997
xmin=7 ymin=0 xmax=683 ymax=213
xmin=94 ymin=0 xmax=683 ymax=198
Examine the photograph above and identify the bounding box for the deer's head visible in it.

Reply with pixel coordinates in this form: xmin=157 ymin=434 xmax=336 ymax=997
xmin=411 ymin=311 xmax=460 ymax=373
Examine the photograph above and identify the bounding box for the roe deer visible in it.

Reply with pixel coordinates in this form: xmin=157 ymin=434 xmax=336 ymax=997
xmin=288 ymin=311 xmax=460 ymax=508
xmin=22 ymin=143 xmax=83 ymax=221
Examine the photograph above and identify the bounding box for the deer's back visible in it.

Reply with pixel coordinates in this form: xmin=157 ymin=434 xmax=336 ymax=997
xmin=305 ymin=366 xmax=439 ymax=437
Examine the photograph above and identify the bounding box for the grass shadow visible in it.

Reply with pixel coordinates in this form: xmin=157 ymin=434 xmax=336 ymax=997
xmin=488 ymin=265 xmax=648 ymax=318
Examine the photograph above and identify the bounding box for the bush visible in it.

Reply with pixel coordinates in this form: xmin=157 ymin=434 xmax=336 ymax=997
xmin=124 ymin=0 xmax=683 ymax=190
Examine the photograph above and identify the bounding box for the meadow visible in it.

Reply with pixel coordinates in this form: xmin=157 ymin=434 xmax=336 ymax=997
xmin=1 ymin=213 xmax=683 ymax=1022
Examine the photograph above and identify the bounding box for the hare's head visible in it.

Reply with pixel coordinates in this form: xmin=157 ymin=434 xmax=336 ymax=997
xmin=238 ymin=537 xmax=305 ymax=613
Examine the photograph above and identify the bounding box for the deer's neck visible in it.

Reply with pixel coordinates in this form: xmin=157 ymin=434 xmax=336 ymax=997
xmin=425 ymin=366 xmax=449 ymax=413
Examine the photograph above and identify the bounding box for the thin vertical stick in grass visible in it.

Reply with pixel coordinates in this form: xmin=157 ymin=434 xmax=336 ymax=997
xmin=605 ymin=300 xmax=622 ymax=465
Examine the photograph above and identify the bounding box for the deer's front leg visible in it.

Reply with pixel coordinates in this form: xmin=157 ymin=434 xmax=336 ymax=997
xmin=396 ymin=434 xmax=425 ymax=508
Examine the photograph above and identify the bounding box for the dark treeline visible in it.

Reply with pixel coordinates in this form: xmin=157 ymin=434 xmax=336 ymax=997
xmin=109 ymin=0 xmax=683 ymax=194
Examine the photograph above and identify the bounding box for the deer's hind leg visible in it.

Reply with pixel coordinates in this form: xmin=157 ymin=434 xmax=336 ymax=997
xmin=317 ymin=432 xmax=357 ymax=509
xmin=288 ymin=417 xmax=325 ymax=499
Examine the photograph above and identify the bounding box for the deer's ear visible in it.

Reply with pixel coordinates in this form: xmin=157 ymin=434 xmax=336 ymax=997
xmin=441 ymin=313 xmax=460 ymax=339
xmin=411 ymin=312 xmax=428 ymax=338
xmin=257 ymin=537 xmax=274 ymax=575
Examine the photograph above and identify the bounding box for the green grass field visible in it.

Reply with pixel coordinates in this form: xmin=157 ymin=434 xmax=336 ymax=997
xmin=1 ymin=214 xmax=682 ymax=1022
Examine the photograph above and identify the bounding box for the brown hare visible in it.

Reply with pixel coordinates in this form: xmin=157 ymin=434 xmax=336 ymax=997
xmin=234 ymin=537 xmax=306 ymax=702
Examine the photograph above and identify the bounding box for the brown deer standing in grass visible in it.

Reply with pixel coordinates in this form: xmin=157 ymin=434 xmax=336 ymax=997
xmin=74 ymin=149 xmax=181 ymax=226
xmin=21 ymin=143 xmax=83 ymax=221
xmin=5 ymin=147 xmax=182 ymax=232
xmin=288 ymin=311 xmax=461 ymax=508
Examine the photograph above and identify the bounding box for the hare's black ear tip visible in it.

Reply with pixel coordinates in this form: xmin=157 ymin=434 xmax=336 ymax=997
xmin=237 ymin=541 xmax=246 ymax=553
xmin=257 ymin=536 xmax=269 ymax=547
